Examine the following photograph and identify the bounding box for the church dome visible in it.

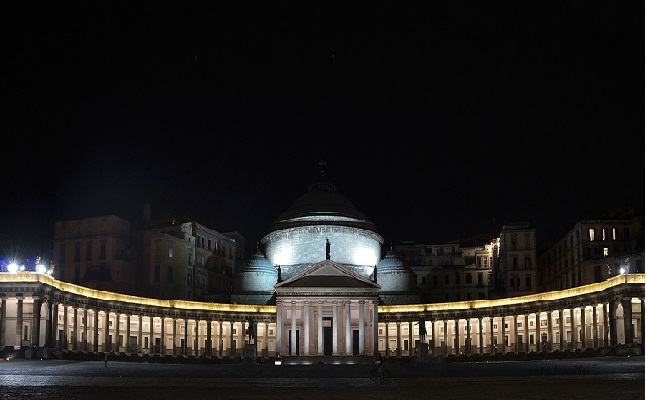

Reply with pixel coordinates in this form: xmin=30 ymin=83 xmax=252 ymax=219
xmin=266 ymin=181 xmax=377 ymax=232
xmin=376 ymin=250 xmax=417 ymax=294
xmin=234 ymin=249 xmax=277 ymax=295
xmin=261 ymin=177 xmax=383 ymax=281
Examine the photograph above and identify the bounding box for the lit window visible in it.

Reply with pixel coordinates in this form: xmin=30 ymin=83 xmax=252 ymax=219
xmin=589 ymin=229 xmax=595 ymax=241
xmin=602 ymin=228 xmax=606 ymax=241
xmin=612 ymin=228 xmax=617 ymax=240
xmin=603 ymin=248 xmax=608 ymax=256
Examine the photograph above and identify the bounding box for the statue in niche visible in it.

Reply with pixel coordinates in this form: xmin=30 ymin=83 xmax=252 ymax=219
xmin=326 ymin=238 xmax=331 ymax=260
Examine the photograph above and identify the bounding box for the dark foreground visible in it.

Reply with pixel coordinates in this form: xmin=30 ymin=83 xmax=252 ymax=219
xmin=0 ymin=356 xmax=643 ymax=400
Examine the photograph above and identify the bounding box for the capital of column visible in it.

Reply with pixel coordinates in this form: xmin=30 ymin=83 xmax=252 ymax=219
xmin=345 ymin=300 xmax=351 ymax=305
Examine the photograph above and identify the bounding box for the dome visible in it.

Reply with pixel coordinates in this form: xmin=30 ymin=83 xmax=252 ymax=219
xmin=261 ymin=178 xmax=383 ymax=280
xmin=266 ymin=181 xmax=377 ymax=233
xmin=376 ymin=250 xmax=417 ymax=293
xmin=234 ymin=249 xmax=277 ymax=294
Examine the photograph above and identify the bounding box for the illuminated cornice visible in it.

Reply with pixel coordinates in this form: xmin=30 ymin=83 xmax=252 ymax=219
xmin=0 ymin=273 xmax=276 ymax=313
xmin=378 ymin=274 xmax=645 ymax=313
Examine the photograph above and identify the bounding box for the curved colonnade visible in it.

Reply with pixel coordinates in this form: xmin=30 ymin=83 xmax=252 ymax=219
xmin=0 ymin=273 xmax=643 ymax=359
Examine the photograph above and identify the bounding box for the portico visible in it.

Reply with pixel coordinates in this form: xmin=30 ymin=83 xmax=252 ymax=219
xmin=274 ymin=260 xmax=380 ymax=356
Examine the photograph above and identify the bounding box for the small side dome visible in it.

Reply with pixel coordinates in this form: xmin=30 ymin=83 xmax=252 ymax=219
xmin=376 ymin=250 xmax=408 ymax=274
xmin=377 ymin=250 xmax=416 ymax=293
xmin=234 ymin=249 xmax=277 ymax=294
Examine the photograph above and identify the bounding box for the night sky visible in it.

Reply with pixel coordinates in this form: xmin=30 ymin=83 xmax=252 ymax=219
xmin=2 ymin=2 xmax=645 ymax=261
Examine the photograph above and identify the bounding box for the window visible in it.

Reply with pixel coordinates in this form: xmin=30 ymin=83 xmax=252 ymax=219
xmin=602 ymin=228 xmax=606 ymax=241
xmin=512 ymin=257 xmax=518 ymax=269
xmin=589 ymin=228 xmax=595 ymax=241
xmin=455 ymin=272 xmax=460 ymax=284
xmin=465 ymin=273 xmax=472 ymax=284
xmin=99 ymin=240 xmax=107 ymax=260
xmin=167 ymin=266 xmax=173 ymax=282
xmin=86 ymin=242 xmax=92 ymax=261
xmin=524 ymin=234 xmax=530 ymax=249
xmin=154 ymin=264 xmax=160 ymax=283
xmin=603 ymin=248 xmax=608 ymax=256
xmin=155 ymin=241 xmax=161 ymax=258
xmin=208 ymin=239 xmax=212 ymax=251
xmin=421 ymin=276 xmax=426 ymax=286
xmin=511 ymin=236 xmax=517 ymax=250
xmin=612 ymin=228 xmax=617 ymax=240
xmin=379 ymin=329 xmax=383 ymax=335
xmin=432 ymin=276 xmax=438 ymax=287
xmin=525 ymin=276 xmax=531 ymax=290
xmin=477 ymin=272 xmax=483 ymax=285
xmin=517 ymin=322 xmax=522 ymax=328
xmin=168 ymin=243 xmax=174 ymax=259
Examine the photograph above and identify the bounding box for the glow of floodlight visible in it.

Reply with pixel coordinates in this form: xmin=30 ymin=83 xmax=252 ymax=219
xmin=7 ymin=263 xmax=18 ymax=273
xmin=36 ymin=264 xmax=47 ymax=274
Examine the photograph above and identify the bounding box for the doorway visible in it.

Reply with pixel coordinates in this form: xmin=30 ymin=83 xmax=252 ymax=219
xmin=323 ymin=318 xmax=333 ymax=355
xmin=288 ymin=329 xmax=300 ymax=355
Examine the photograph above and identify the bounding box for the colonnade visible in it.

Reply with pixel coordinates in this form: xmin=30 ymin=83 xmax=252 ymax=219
xmin=0 ymin=273 xmax=644 ymax=360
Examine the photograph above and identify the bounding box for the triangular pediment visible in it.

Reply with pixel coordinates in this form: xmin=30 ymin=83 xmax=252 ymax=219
xmin=275 ymin=260 xmax=380 ymax=290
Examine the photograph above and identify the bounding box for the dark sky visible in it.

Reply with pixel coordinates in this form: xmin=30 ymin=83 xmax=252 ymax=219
xmin=2 ymin=2 xmax=645 ymax=261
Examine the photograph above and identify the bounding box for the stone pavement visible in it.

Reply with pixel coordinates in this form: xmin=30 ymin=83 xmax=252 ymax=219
xmin=0 ymin=355 xmax=643 ymax=399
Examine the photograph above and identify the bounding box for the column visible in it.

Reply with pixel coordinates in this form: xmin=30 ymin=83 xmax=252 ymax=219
xmin=641 ymin=298 xmax=645 ymax=346
xmin=276 ymin=301 xmax=282 ymax=356
xmin=160 ymin=316 xmax=165 ymax=356
xmin=385 ymin=321 xmax=390 ymax=356
xmin=72 ymin=306 xmax=78 ymax=351
xmin=534 ymin=312 xmax=540 ymax=352
xmin=16 ymin=297 xmax=23 ymax=349
xmin=103 ymin=311 xmax=109 ymax=353
xmin=547 ymin=310 xmax=553 ymax=351
xmin=453 ymin=320 xmax=459 ymax=355
xmin=373 ymin=301 xmax=379 ymax=357
xmin=603 ymin=301 xmax=610 ymax=346
xmin=592 ymin=304 xmax=599 ymax=348
xmin=332 ymin=301 xmax=338 ymax=355
xmin=45 ymin=301 xmax=52 ymax=349
xmin=263 ymin=321 xmax=269 ymax=358
xmin=523 ymin=314 xmax=529 ymax=353
xmin=570 ymin=308 xmax=577 ymax=349
xmin=478 ymin=317 xmax=483 ymax=355
xmin=497 ymin=316 xmax=503 ymax=353
xmin=138 ymin=315 xmax=143 ymax=355
xmin=465 ymin=318 xmax=471 ymax=355
xmin=0 ymin=296 xmax=7 ymax=348
xmin=207 ymin=319 xmax=212 ymax=357
xmin=93 ymin=309 xmax=99 ymax=353
xmin=195 ymin=320 xmax=201 ymax=357
xmin=512 ymin=315 xmax=517 ymax=353
xmin=184 ymin=318 xmax=188 ymax=356
xmin=622 ymin=298 xmax=633 ymax=344
xmin=359 ymin=301 xmax=365 ymax=356
xmin=218 ymin=320 xmax=223 ymax=357
xmin=303 ymin=301 xmax=310 ymax=356
xmin=408 ymin=320 xmax=413 ymax=356
xmin=430 ymin=320 xmax=436 ymax=355
xmin=62 ymin=304 xmax=68 ymax=350
xmin=125 ymin=314 xmax=131 ymax=354
xmin=317 ymin=301 xmax=323 ymax=356
xmin=31 ymin=297 xmax=42 ymax=348
xmin=51 ymin=303 xmax=59 ymax=350
xmin=172 ymin=318 xmax=177 ymax=356
xmin=115 ymin=313 xmax=121 ymax=352
xmin=345 ymin=301 xmax=351 ymax=355
xmin=228 ymin=321 xmax=234 ymax=358
xmin=82 ymin=308 xmax=88 ymax=352
xmin=149 ymin=316 xmax=154 ymax=355
xmin=580 ymin=306 xmax=586 ymax=348
xmin=489 ymin=317 xmax=495 ymax=354
xmin=290 ymin=301 xmax=297 ymax=356
xmin=443 ymin=320 xmax=448 ymax=356
xmin=396 ymin=321 xmax=402 ymax=357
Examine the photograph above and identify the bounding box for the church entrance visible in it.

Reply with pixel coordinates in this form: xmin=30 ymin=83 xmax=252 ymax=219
xmin=353 ymin=330 xmax=359 ymax=355
xmin=288 ymin=329 xmax=300 ymax=355
xmin=323 ymin=318 xmax=333 ymax=355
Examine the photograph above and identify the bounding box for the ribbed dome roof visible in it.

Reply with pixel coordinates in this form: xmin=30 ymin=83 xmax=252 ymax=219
xmin=238 ymin=249 xmax=276 ymax=275
xmin=265 ymin=180 xmax=377 ymax=233
xmin=377 ymin=250 xmax=410 ymax=274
